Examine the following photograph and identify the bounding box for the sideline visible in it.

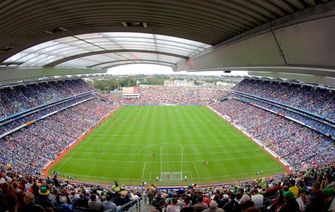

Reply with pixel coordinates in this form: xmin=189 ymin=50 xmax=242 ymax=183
xmin=41 ymin=106 xmax=120 ymax=177
xmin=207 ymin=106 xmax=292 ymax=175
xmin=43 ymin=105 xmax=292 ymax=186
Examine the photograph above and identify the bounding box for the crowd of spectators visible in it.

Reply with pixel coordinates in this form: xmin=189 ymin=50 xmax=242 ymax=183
xmin=112 ymin=86 xmax=227 ymax=105
xmin=0 ymin=78 xmax=334 ymax=211
xmin=0 ymin=98 xmax=115 ymax=175
xmin=0 ymin=165 xmax=142 ymax=212
xmin=0 ymin=162 xmax=334 ymax=212
xmin=0 ymin=95 xmax=91 ymax=135
xmin=211 ymin=99 xmax=335 ymax=170
xmin=233 ymin=79 xmax=335 ymax=122
xmin=148 ymin=163 xmax=335 ymax=212
xmin=0 ymin=79 xmax=117 ymax=175
xmin=0 ymin=79 xmax=93 ymax=121
xmin=234 ymin=95 xmax=335 ymax=137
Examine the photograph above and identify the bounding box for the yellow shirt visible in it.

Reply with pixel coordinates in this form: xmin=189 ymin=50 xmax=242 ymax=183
xmin=289 ymin=186 xmax=299 ymax=199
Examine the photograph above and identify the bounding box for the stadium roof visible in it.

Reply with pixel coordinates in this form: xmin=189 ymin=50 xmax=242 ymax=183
xmin=3 ymin=32 xmax=209 ymax=68
xmin=0 ymin=0 xmax=335 ymax=85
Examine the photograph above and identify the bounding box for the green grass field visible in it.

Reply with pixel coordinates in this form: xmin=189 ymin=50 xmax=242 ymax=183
xmin=50 ymin=106 xmax=284 ymax=185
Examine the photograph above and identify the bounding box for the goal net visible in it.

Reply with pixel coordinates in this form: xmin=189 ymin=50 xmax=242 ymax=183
xmin=160 ymin=172 xmax=182 ymax=181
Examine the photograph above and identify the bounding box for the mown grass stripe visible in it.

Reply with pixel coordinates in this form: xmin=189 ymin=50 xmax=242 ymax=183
xmin=50 ymin=106 xmax=284 ymax=185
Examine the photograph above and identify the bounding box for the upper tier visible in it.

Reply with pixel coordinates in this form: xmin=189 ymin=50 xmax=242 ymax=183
xmin=0 ymin=79 xmax=93 ymax=121
xmin=234 ymin=79 xmax=335 ymax=122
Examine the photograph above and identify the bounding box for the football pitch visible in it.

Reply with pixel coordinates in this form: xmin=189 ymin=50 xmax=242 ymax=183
xmin=50 ymin=106 xmax=284 ymax=185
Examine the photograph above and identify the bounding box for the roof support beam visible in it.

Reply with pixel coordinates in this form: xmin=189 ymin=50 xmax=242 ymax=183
xmin=44 ymin=49 xmax=188 ymax=67
xmin=101 ymin=60 xmax=175 ymax=69
xmin=88 ymin=59 xmax=174 ymax=68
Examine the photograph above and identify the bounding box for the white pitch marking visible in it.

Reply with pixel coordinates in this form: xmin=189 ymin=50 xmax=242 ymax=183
xmin=193 ymin=161 xmax=200 ymax=178
xmin=142 ymin=161 xmax=146 ymax=180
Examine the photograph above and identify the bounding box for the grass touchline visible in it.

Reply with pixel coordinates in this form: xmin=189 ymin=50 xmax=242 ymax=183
xmin=50 ymin=106 xmax=284 ymax=185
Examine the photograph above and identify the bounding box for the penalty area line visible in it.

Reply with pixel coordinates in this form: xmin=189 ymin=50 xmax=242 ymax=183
xmin=142 ymin=161 xmax=146 ymax=180
xmin=193 ymin=162 xmax=200 ymax=178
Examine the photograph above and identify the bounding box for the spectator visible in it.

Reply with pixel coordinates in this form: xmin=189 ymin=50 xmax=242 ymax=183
xmin=73 ymin=193 xmax=88 ymax=209
xmin=305 ymin=182 xmax=325 ymax=212
xmin=0 ymin=182 xmax=18 ymax=212
xmin=278 ymin=190 xmax=299 ymax=212
xmin=35 ymin=186 xmax=53 ymax=209
xmin=203 ymin=200 xmax=220 ymax=212
xmin=288 ymin=180 xmax=299 ymax=199
xmin=223 ymin=193 xmax=240 ymax=212
xmin=322 ymin=184 xmax=335 ymax=212
xmin=21 ymin=192 xmax=44 ymax=212
xmin=211 ymin=99 xmax=335 ymax=170
xmin=251 ymin=189 xmax=263 ymax=210
xmin=0 ymin=163 xmax=333 ymax=212
xmin=103 ymin=195 xmax=117 ymax=211
xmin=194 ymin=196 xmax=208 ymax=211
xmin=166 ymin=198 xmax=181 ymax=212
xmin=296 ymin=189 xmax=308 ymax=212
xmin=88 ymin=194 xmax=102 ymax=211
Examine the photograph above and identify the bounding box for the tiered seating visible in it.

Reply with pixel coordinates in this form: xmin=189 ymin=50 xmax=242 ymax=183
xmin=234 ymin=79 xmax=335 ymax=121
xmin=0 ymin=79 xmax=116 ymax=175
xmin=0 ymin=79 xmax=93 ymax=120
xmin=211 ymin=99 xmax=335 ymax=170
xmin=0 ymin=79 xmax=334 ymax=212
xmin=115 ymin=86 xmax=227 ymax=105
xmin=0 ymin=162 xmax=333 ymax=212
xmin=0 ymin=99 xmax=115 ymax=175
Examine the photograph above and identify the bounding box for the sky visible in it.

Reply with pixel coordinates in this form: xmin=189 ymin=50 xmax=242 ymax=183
xmin=107 ymin=64 xmax=248 ymax=76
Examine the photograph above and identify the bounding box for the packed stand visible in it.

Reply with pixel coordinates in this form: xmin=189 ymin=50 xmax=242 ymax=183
xmin=1 ymin=163 xmax=334 ymax=212
xmin=234 ymin=95 xmax=335 ymax=137
xmin=211 ymin=99 xmax=335 ymax=170
xmin=0 ymin=95 xmax=92 ymax=136
xmin=0 ymin=98 xmax=115 ymax=175
xmin=234 ymin=79 xmax=335 ymax=122
xmin=0 ymin=79 xmax=93 ymax=121
xmin=147 ymin=163 xmax=335 ymax=212
xmin=114 ymin=86 xmax=227 ymax=105
xmin=0 ymin=165 xmax=142 ymax=212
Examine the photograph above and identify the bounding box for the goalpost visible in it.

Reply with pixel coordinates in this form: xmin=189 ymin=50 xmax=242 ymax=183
xmin=159 ymin=144 xmax=184 ymax=181
xmin=160 ymin=172 xmax=182 ymax=181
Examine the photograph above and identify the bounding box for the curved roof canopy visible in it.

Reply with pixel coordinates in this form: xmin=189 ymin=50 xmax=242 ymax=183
xmin=4 ymin=32 xmax=210 ymax=69
xmin=0 ymin=0 xmax=335 ymax=85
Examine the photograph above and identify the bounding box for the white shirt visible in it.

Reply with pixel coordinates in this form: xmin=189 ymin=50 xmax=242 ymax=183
xmin=251 ymin=194 xmax=264 ymax=209
xmin=296 ymin=196 xmax=306 ymax=212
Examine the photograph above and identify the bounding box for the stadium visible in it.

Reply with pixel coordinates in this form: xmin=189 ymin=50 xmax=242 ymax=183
xmin=0 ymin=1 xmax=334 ymax=212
